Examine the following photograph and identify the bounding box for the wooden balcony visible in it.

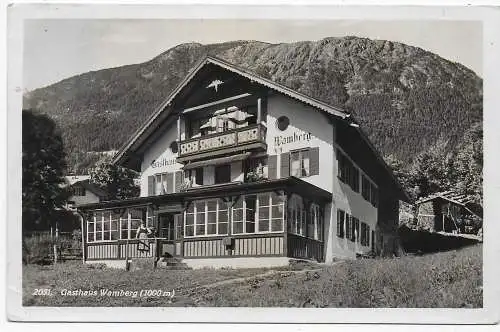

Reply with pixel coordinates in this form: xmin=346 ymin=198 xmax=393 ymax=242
xmin=178 ymin=124 xmax=267 ymax=162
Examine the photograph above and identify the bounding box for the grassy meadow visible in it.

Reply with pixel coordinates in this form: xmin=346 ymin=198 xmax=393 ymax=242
xmin=23 ymin=244 xmax=482 ymax=308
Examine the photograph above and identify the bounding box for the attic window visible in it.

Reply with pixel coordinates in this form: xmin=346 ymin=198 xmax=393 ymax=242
xmin=276 ymin=116 xmax=290 ymax=131
xmin=170 ymin=141 xmax=178 ymax=153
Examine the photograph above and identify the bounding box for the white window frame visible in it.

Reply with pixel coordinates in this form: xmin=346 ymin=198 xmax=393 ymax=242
xmin=232 ymin=193 xmax=285 ymax=235
xmin=183 ymin=199 xmax=230 ymax=238
xmin=86 ymin=207 xmax=152 ymax=243
xmin=290 ymin=149 xmax=311 ymax=178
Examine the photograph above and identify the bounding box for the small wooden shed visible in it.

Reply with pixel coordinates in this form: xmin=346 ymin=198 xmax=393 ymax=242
xmin=415 ymin=191 xmax=482 ymax=235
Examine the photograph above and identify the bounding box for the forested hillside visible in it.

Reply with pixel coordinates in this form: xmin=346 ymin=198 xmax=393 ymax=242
xmin=23 ymin=37 xmax=482 ymax=173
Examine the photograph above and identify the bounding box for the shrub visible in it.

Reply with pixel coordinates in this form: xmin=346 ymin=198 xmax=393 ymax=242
xmin=23 ymin=234 xmax=55 ymax=265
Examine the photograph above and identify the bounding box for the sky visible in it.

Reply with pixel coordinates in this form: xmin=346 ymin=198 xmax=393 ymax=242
xmin=23 ymin=19 xmax=482 ymax=91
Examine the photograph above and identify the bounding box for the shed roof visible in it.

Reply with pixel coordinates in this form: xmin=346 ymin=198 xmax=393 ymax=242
xmin=416 ymin=190 xmax=482 ymax=219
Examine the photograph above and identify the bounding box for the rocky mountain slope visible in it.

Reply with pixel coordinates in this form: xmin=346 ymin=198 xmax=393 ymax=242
xmin=23 ymin=37 xmax=483 ymax=172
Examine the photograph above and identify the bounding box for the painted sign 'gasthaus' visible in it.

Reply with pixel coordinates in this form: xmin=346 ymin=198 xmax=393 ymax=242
xmin=77 ymin=56 xmax=409 ymax=268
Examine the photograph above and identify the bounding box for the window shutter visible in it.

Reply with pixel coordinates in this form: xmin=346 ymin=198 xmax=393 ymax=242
xmin=174 ymin=171 xmax=183 ymax=192
xmin=280 ymin=152 xmax=290 ymax=178
xmin=166 ymin=173 xmax=174 ymax=194
xmin=309 ymin=147 xmax=320 ymax=175
xmin=268 ymin=155 xmax=277 ymax=179
xmin=148 ymin=176 xmax=155 ymax=196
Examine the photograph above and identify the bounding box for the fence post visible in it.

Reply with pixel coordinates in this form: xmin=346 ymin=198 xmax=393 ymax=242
xmin=53 ymin=243 xmax=58 ymax=264
xmin=125 ymin=239 xmax=130 ymax=271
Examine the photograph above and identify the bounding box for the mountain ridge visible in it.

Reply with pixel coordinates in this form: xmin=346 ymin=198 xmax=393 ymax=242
xmin=23 ymin=37 xmax=482 ymax=173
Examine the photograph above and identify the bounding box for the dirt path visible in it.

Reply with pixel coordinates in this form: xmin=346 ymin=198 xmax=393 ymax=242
xmin=191 ymin=261 xmax=344 ymax=290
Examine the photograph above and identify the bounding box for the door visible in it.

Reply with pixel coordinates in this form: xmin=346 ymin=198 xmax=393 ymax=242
xmin=158 ymin=213 xmax=175 ymax=240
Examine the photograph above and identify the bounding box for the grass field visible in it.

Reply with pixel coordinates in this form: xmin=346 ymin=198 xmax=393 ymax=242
xmin=23 ymin=244 xmax=482 ymax=308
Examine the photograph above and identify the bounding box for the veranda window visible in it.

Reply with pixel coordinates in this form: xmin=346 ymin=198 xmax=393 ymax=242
xmin=232 ymin=195 xmax=255 ymax=234
xmin=288 ymin=194 xmax=307 ymax=236
xmin=184 ymin=199 xmax=229 ymax=237
xmin=309 ymin=203 xmax=323 ymax=241
xmin=86 ymin=206 xmax=154 ymax=242
xmin=257 ymin=192 xmax=285 ymax=232
xmin=233 ymin=192 xmax=285 ymax=234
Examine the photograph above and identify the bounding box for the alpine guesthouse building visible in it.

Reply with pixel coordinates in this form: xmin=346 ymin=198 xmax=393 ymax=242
xmin=77 ymin=56 xmax=409 ymax=269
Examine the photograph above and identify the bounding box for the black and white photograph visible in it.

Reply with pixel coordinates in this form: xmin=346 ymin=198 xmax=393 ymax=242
xmin=5 ymin=2 xmax=500 ymax=325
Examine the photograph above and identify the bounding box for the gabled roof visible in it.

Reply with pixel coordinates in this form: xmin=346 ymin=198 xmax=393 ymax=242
xmin=112 ymin=56 xmax=350 ymax=168
xmin=416 ymin=190 xmax=482 ymax=219
xmin=72 ymin=179 xmax=109 ymax=199
xmin=416 ymin=190 xmax=473 ymax=205
xmin=64 ymin=175 xmax=91 ymax=186
xmin=111 ymin=55 xmax=410 ymax=202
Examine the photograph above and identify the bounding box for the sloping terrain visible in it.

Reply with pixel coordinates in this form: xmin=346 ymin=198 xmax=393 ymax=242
xmin=23 ymin=37 xmax=483 ymax=172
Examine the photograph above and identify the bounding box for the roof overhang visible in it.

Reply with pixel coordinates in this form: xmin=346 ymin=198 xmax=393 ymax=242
xmin=183 ymin=152 xmax=251 ymax=170
xmin=416 ymin=192 xmax=482 ymax=219
xmin=110 ymin=55 xmax=409 ymax=202
xmin=112 ymin=56 xmax=350 ymax=170
xmin=76 ymin=177 xmax=332 ymax=211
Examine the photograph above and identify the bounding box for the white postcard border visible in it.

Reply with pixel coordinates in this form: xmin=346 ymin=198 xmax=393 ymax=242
xmin=6 ymin=2 xmax=500 ymax=324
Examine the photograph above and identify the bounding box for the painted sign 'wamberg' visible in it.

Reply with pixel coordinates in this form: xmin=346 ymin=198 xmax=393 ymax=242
xmin=274 ymin=131 xmax=313 ymax=147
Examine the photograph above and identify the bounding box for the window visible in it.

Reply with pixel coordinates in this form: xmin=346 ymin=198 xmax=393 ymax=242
xmin=72 ymin=186 xmax=85 ymax=196
xmin=187 ymin=102 xmax=258 ymax=139
xmin=361 ymin=174 xmax=378 ymax=207
xmin=214 ymin=164 xmax=231 ymax=184
xmin=232 ymin=193 xmax=284 ymax=234
xmin=175 ymin=214 xmax=183 ymax=239
xmin=370 ymin=186 xmax=378 ymax=207
xmin=206 ymin=200 xmax=217 ymax=235
xmin=185 ymin=204 xmax=195 ymax=237
xmin=184 ymin=199 xmax=229 ymax=237
xmin=170 ymin=141 xmax=178 ymax=154
xmin=288 ymin=194 xmax=306 ymax=236
xmin=217 ymin=117 xmax=233 ymax=132
xmin=362 ymin=175 xmax=370 ymax=201
xmin=195 ymin=201 xmax=206 ymax=236
xmin=257 ymin=192 xmax=285 ymax=232
xmin=245 ymin=157 xmax=268 ymax=181
xmin=276 ymin=116 xmax=290 ymax=131
xmin=345 ymin=213 xmax=355 ymax=242
xmin=270 ymin=192 xmax=285 ymax=232
xmin=290 ymin=150 xmax=310 ymax=178
xmin=185 ymin=168 xmax=203 ymax=186
xmin=245 ymin=196 xmax=256 ymax=233
xmin=337 ymin=209 xmax=345 ymax=238
xmin=154 ymin=173 xmax=175 ymax=195
xmin=310 ymin=204 xmax=323 ymax=241
xmin=338 ymin=150 xmax=360 ymax=192
xmin=87 ymin=207 xmax=149 ymax=243
xmin=360 ymin=222 xmax=370 ymax=246
xmin=232 ymin=195 xmax=256 ymax=235
xmin=353 ymin=217 xmax=359 ymax=242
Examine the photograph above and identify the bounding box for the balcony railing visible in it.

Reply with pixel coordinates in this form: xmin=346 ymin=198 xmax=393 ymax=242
xmin=179 ymin=124 xmax=267 ymax=158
